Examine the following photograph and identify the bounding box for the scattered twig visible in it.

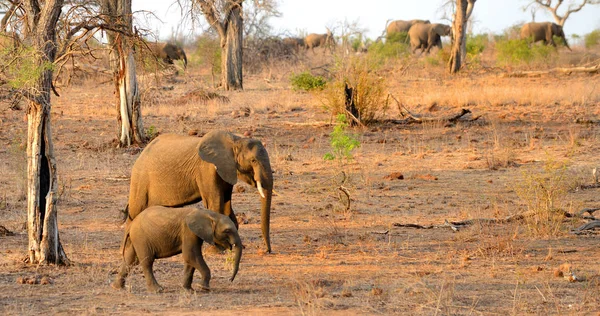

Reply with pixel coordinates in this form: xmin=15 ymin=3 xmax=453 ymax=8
xmin=393 ymin=212 xmax=534 ymax=232
xmin=571 ymin=220 xmax=600 ymax=234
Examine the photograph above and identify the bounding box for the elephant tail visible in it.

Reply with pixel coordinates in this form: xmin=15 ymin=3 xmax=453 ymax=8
xmin=120 ymin=204 xmax=132 ymax=223
xmin=120 ymin=228 xmax=132 ymax=258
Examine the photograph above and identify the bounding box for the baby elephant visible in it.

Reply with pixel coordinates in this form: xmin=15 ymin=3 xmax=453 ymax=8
xmin=111 ymin=206 xmax=243 ymax=293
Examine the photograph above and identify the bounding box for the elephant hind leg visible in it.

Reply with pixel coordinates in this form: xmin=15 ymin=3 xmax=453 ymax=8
xmin=111 ymin=243 xmax=137 ymax=290
xmin=139 ymin=255 xmax=163 ymax=293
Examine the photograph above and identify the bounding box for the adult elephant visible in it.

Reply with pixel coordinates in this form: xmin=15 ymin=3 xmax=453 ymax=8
xmin=520 ymin=22 xmax=570 ymax=50
xmin=304 ymin=29 xmax=335 ymax=53
xmin=408 ymin=23 xmax=451 ymax=54
xmin=147 ymin=42 xmax=188 ymax=68
xmin=125 ymin=130 xmax=273 ymax=253
xmin=386 ymin=19 xmax=430 ymax=37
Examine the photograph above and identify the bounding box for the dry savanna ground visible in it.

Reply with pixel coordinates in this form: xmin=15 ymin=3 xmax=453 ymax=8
xmin=1 ymin=46 xmax=600 ymax=315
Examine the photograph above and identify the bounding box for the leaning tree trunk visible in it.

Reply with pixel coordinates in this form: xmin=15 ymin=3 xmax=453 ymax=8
xmin=448 ymin=0 xmax=469 ymax=74
xmin=221 ymin=2 xmax=243 ymax=90
xmin=23 ymin=0 xmax=69 ymax=265
xmin=103 ymin=0 xmax=145 ymax=147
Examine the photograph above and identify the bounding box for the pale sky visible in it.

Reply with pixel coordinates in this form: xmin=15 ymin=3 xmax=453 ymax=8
xmin=133 ymin=0 xmax=600 ymax=41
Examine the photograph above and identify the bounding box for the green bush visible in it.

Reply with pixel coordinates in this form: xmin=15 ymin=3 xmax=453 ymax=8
xmin=584 ymin=29 xmax=600 ymax=48
xmin=495 ymin=39 xmax=555 ymax=66
xmin=193 ymin=35 xmax=221 ymax=75
xmin=466 ymin=34 xmax=487 ymax=60
xmin=323 ymin=114 xmax=361 ymax=162
xmin=367 ymin=40 xmax=410 ymax=60
xmin=290 ymin=72 xmax=327 ymax=91
xmin=386 ymin=31 xmax=409 ymax=44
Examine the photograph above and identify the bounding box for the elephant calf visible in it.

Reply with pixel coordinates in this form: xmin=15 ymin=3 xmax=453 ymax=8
xmin=111 ymin=206 xmax=242 ymax=293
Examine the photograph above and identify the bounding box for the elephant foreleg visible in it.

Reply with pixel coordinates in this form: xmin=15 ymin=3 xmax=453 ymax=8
xmin=182 ymin=264 xmax=195 ymax=292
xmin=183 ymin=244 xmax=211 ymax=291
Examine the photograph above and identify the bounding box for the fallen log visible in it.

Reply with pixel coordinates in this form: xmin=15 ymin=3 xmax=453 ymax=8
xmin=388 ymin=94 xmax=480 ymax=124
xmin=501 ymin=63 xmax=600 ymax=78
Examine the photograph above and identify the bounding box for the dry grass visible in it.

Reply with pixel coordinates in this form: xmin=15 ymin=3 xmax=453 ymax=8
xmin=0 ymin=47 xmax=599 ymax=314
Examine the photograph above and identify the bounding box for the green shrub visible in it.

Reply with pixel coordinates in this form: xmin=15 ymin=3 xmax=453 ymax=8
xmin=367 ymin=40 xmax=410 ymax=60
xmin=1 ymin=45 xmax=54 ymax=89
xmin=386 ymin=31 xmax=409 ymax=44
xmin=290 ymin=72 xmax=327 ymax=91
xmin=495 ymin=39 xmax=556 ymax=66
xmin=466 ymin=34 xmax=487 ymax=60
xmin=584 ymin=29 xmax=600 ymax=48
xmin=323 ymin=114 xmax=361 ymax=162
xmin=194 ymin=35 xmax=221 ymax=75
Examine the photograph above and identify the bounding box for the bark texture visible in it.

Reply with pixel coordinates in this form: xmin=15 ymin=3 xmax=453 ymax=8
xmin=197 ymin=0 xmax=244 ymax=90
xmin=23 ymin=0 xmax=69 ymax=265
xmin=448 ymin=0 xmax=473 ymax=73
xmin=103 ymin=0 xmax=145 ymax=147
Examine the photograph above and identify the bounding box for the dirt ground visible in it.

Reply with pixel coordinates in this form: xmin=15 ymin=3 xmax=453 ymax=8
xmin=1 ymin=49 xmax=600 ymax=315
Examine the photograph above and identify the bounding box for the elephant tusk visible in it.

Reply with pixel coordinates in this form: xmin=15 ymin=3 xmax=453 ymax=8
xmin=257 ymin=181 xmax=266 ymax=199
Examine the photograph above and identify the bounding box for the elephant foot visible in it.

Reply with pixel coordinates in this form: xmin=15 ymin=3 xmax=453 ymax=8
xmin=199 ymin=285 xmax=210 ymax=293
xmin=148 ymin=284 xmax=164 ymax=293
xmin=111 ymin=279 xmax=124 ymax=290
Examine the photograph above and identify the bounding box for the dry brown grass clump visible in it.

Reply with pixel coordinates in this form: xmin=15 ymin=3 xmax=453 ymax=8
xmin=175 ymin=88 xmax=230 ymax=105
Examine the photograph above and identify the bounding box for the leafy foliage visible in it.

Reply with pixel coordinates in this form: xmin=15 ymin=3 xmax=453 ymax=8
xmin=1 ymin=45 xmax=54 ymax=90
xmin=367 ymin=40 xmax=410 ymax=60
xmin=290 ymin=72 xmax=327 ymax=91
xmin=584 ymin=29 xmax=600 ymax=48
xmin=495 ymin=39 xmax=556 ymax=66
xmin=323 ymin=114 xmax=361 ymax=162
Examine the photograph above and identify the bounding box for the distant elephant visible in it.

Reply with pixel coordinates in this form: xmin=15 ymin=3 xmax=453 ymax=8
xmin=125 ymin=130 xmax=273 ymax=253
xmin=147 ymin=42 xmax=188 ymax=68
xmin=283 ymin=37 xmax=305 ymax=52
xmin=520 ymin=22 xmax=570 ymax=50
xmin=304 ymin=29 xmax=335 ymax=53
xmin=386 ymin=19 xmax=430 ymax=38
xmin=111 ymin=206 xmax=242 ymax=293
xmin=408 ymin=23 xmax=452 ymax=54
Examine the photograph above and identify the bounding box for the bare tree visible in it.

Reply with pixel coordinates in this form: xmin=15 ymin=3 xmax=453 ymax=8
xmin=193 ymin=0 xmax=244 ymax=90
xmin=524 ymin=0 xmax=600 ymax=26
xmin=102 ymin=0 xmax=146 ymax=147
xmin=448 ymin=0 xmax=476 ymax=73
xmin=4 ymin=0 xmax=70 ymax=265
xmin=244 ymin=0 xmax=280 ymax=40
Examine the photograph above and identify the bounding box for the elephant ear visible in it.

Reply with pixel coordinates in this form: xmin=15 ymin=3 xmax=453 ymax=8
xmin=198 ymin=130 xmax=239 ymax=185
xmin=185 ymin=209 xmax=216 ymax=245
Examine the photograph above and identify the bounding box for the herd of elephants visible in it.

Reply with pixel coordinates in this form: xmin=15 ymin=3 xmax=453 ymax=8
xmin=112 ymin=18 xmax=571 ymax=294
xmin=149 ymin=19 xmax=571 ymax=69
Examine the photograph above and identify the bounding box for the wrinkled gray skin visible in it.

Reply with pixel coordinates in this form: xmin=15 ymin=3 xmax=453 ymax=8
xmin=126 ymin=130 xmax=273 ymax=253
xmin=148 ymin=42 xmax=188 ymax=68
xmin=304 ymin=29 xmax=335 ymax=53
xmin=283 ymin=37 xmax=305 ymax=52
xmin=386 ymin=19 xmax=430 ymax=36
xmin=111 ymin=206 xmax=242 ymax=293
xmin=408 ymin=23 xmax=452 ymax=54
xmin=520 ymin=22 xmax=570 ymax=50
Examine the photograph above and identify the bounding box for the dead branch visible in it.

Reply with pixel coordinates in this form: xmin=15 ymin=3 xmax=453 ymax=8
xmin=388 ymin=94 xmax=480 ymax=124
xmin=501 ymin=63 xmax=600 ymax=78
xmin=393 ymin=212 xmax=535 ymax=232
xmin=571 ymin=220 xmax=600 ymax=234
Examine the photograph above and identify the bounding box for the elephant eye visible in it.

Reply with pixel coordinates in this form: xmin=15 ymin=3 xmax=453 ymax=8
xmin=251 ymin=158 xmax=257 ymax=164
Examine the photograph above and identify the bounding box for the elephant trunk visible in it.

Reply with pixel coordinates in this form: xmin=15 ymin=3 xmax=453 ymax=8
xmin=255 ymin=164 xmax=273 ymax=253
xmin=182 ymin=51 xmax=188 ymax=69
xmin=260 ymin=188 xmax=272 ymax=253
xmin=229 ymin=234 xmax=242 ymax=282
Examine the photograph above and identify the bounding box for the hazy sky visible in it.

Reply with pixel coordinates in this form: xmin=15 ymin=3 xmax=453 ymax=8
xmin=133 ymin=0 xmax=600 ymax=40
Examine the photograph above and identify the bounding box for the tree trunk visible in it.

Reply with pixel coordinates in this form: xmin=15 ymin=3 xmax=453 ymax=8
xmin=459 ymin=0 xmax=476 ymax=65
xmin=448 ymin=0 xmax=469 ymax=74
xmin=103 ymin=0 xmax=145 ymax=147
xmin=221 ymin=2 xmax=244 ymax=90
xmin=23 ymin=0 xmax=69 ymax=265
